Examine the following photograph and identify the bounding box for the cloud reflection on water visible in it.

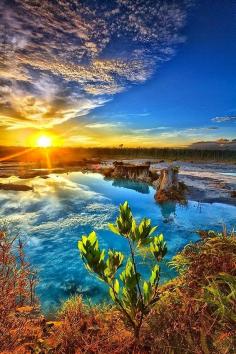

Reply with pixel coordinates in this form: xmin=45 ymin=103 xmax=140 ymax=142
xmin=0 ymin=171 xmax=235 ymax=313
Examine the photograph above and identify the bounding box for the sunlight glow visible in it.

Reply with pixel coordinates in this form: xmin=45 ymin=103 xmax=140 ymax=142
xmin=37 ymin=135 xmax=52 ymax=148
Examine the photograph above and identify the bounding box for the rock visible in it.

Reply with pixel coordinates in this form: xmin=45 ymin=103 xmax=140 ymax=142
xmin=158 ymin=166 xmax=179 ymax=191
xmin=152 ymin=179 xmax=159 ymax=189
xmin=154 ymin=166 xmax=187 ymax=203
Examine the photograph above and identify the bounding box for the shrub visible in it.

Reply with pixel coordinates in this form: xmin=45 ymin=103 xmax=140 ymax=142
xmin=0 ymin=230 xmax=38 ymax=351
xmin=145 ymin=230 xmax=236 ymax=353
xmin=55 ymin=296 xmax=133 ymax=354
xmin=78 ymin=201 xmax=167 ymax=339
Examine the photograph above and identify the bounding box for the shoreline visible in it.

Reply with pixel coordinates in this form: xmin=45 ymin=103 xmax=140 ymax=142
xmin=0 ymin=159 xmax=235 ymax=206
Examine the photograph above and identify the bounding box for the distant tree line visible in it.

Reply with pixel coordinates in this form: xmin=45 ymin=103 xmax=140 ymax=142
xmin=0 ymin=146 xmax=235 ymax=163
xmin=87 ymin=147 xmax=236 ymax=162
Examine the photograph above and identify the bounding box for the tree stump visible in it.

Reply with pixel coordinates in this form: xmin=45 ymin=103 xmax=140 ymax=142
xmin=155 ymin=166 xmax=186 ymax=203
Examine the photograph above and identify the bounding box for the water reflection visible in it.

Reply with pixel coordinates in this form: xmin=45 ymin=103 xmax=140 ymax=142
xmin=159 ymin=201 xmax=177 ymax=222
xmin=112 ymin=178 xmax=150 ymax=194
xmin=0 ymin=171 xmax=235 ymax=313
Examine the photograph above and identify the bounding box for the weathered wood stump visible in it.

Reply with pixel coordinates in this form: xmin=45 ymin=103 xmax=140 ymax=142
xmin=155 ymin=166 xmax=186 ymax=203
xmin=113 ymin=161 xmax=151 ymax=181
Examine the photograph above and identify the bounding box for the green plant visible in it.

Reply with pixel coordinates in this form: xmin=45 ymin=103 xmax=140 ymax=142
xmin=78 ymin=201 xmax=167 ymax=339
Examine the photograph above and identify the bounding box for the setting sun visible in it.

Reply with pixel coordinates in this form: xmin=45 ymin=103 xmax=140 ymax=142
xmin=37 ymin=135 xmax=52 ymax=148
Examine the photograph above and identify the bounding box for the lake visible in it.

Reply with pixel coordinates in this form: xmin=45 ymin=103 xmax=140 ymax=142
xmin=0 ymin=171 xmax=235 ymax=313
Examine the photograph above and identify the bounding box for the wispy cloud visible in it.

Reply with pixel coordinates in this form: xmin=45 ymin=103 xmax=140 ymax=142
xmin=212 ymin=116 xmax=236 ymax=123
xmin=0 ymin=0 xmax=191 ymax=132
xmin=133 ymin=127 xmax=168 ymax=133
xmin=85 ymin=122 xmax=121 ymax=129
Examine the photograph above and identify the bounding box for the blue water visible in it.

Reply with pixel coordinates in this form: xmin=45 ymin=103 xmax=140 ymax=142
xmin=0 ymin=172 xmax=235 ymax=313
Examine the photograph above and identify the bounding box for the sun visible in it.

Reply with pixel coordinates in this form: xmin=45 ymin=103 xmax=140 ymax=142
xmin=36 ymin=135 xmax=52 ymax=148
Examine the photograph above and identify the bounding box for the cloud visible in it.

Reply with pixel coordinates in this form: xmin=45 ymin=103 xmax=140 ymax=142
xmin=0 ymin=78 xmax=107 ymax=130
xmin=212 ymin=116 xmax=236 ymax=123
xmin=0 ymin=0 xmax=191 ymax=132
xmin=85 ymin=123 xmax=120 ymax=129
xmin=133 ymin=127 xmax=168 ymax=133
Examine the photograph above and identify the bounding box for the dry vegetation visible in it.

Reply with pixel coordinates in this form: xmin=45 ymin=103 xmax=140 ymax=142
xmin=144 ymin=230 xmax=236 ymax=353
xmin=0 ymin=231 xmax=38 ymax=352
xmin=53 ymin=298 xmax=133 ymax=354
xmin=1 ymin=230 xmax=235 ymax=353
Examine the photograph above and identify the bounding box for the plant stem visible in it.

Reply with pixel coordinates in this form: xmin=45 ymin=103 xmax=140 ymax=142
xmin=127 ymin=238 xmax=144 ymax=308
xmin=110 ymin=282 xmax=136 ymax=330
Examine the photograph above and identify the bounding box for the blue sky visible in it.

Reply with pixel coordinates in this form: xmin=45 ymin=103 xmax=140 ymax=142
xmin=0 ymin=0 xmax=235 ymax=146
xmin=94 ymin=0 xmax=236 ymax=145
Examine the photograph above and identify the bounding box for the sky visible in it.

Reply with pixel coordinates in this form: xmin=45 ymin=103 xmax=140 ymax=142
xmin=0 ymin=0 xmax=235 ymax=147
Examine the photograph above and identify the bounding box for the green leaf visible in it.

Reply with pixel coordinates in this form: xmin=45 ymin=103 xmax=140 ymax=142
xmin=143 ymin=281 xmax=149 ymax=296
xmin=150 ymin=235 xmax=167 ymax=261
xmin=150 ymin=265 xmax=160 ymax=286
xmin=149 ymin=226 xmax=158 ymax=236
xmin=78 ymin=240 xmax=86 ymax=254
xmin=108 ymin=223 xmax=120 ymax=235
xmin=109 ymin=288 xmax=116 ymax=301
xmin=114 ymin=279 xmax=120 ymax=294
xmin=143 ymin=281 xmax=152 ymax=304
xmin=88 ymin=231 xmax=97 ymax=244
